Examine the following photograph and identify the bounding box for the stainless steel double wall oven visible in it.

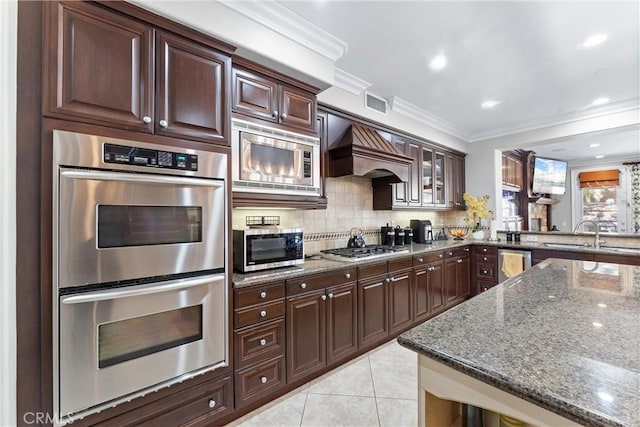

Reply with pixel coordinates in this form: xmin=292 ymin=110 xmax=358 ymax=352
xmin=52 ymin=131 xmax=229 ymax=424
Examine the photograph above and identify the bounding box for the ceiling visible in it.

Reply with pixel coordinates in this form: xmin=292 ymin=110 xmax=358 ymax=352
xmin=275 ymin=0 xmax=640 ymax=160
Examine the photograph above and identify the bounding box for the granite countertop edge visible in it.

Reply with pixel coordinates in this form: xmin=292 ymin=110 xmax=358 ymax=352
xmin=396 ymin=336 xmax=623 ymax=427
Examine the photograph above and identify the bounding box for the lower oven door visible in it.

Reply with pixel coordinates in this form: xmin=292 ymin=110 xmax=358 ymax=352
xmin=57 ymin=273 xmax=227 ymax=419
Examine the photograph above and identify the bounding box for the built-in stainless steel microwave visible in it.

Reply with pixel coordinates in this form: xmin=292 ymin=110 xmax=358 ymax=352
xmin=231 ymin=119 xmax=320 ymax=196
xmin=233 ymin=228 xmax=304 ymax=272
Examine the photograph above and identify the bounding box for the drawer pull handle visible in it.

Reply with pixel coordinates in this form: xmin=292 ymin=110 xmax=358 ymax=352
xmin=259 ymin=338 xmax=267 ymax=346
xmin=260 ymin=291 xmax=267 ymax=298
xmin=260 ymin=376 xmax=268 ymax=384
xmin=344 ymin=272 xmax=351 ymax=279
xmin=391 ymin=275 xmax=409 ymax=282
xmin=208 ymin=399 xmax=216 ymax=409
xmin=300 ymin=283 xmax=307 ymax=289
xmin=259 ymin=310 xmax=267 ymax=317
xmin=457 ymin=259 xmax=463 ymax=264
xmin=418 ymin=257 xmax=424 ymax=263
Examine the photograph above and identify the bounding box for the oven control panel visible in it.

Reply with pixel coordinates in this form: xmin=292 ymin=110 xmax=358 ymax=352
xmin=103 ymin=143 xmax=198 ymax=171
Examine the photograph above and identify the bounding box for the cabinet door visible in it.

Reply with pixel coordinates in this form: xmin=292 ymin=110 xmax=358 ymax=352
xmin=412 ymin=267 xmax=429 ymax=323
xmin=388 ymin=271 xmax=412 ymax=334
xmin=428 ymin=262 xmax=446 ymax=314
xmin=45 ymin=1 xmax=153 ymax=131
xmin=232 ymin=67 xmax=278 ymax=123
xmin=422 ymin=148 xmax=434 ymax=205
xmin=407 ymin=143 xmax=423 ymax=206
xmin=326 ymin=283 xmax=358 ymax=365
xmin=286 ymin=291 xmax=326 ymax=383
xmin=279 ymin=84 xmax=317 ymax=132
xmin=434 ymin=151 xmax=446 ymax=205
xmin=358 ymin=276 xmax=389 ymax=349
xmin=391 ymin=139 xmax=408 ymax=206
xmin=156 ymin=32 xmax=230 ymax=144
xmin=444 ymin=258 xmax=459 ymax=306
xmin=447 ymin=154 xmax=465 ymax=208
xmin=456 ymin=255 xmax=471 ymax=300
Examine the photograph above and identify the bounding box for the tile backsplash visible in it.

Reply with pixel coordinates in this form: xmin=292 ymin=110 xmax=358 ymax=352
xmin=233 ymin=176 xmax=467 ymax=254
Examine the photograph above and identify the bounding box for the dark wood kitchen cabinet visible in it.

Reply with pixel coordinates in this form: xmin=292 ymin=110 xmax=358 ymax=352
xmin=443 ymin=246 xmax=471 ymax=306
xmin=473 ymin=245 xmax=498 ymax=294
xmin=232 ymin=59 xmax=317 ymax=134
xmin=233 ymin=281 xmax=286 ymax=408
xmin=447 ymin=153 xmax=466 ymax=209
xmin=502 ymin=152 xmax=523 ymax=189
xmin=412 ymin=251 xmax=445 ymax=321
xmin=357 ymin=257 xmax=413 ymax=350
xmin=379 ymin=137 xmax=423 ymax=208
xmin=44 ymin=1 xmax=232 ymax=144
xmin=285 ymin=267 xmax=358 ymax=384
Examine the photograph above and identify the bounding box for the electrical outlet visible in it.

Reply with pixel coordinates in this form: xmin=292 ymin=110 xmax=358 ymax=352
xmin=526 ymin=235 xmax=538 ymax=242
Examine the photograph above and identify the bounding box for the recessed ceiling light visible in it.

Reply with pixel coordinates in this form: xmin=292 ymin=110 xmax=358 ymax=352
xmin=589 ymin=143 xmax=601 ymax=148
xmin=481 ymin=100 xmax=501 ymax=109
xmin=582 ymin=34 xmax=608 ymax=48
xmin=598 ymin=303 xmax=607 ymax=308
xmin=595 ymin=155 xmax=605 ymax=159
xmin=429 ymin=52 xmax=447 ymax=71
xmin=551 ymin=148 xmax=568 ymax=152
xmin=592 ymin=321 xmax=603 ymax=328
xmin=591 ymin=97 xmax=610 ymax=106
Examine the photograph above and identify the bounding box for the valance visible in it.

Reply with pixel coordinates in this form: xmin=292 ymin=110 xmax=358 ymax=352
xmin=578 ymin=169 xmax=620 ymax=188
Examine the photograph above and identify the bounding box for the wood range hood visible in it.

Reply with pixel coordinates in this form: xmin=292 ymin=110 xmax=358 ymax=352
xmin=328 ymin=123 xmax=413 ymax=184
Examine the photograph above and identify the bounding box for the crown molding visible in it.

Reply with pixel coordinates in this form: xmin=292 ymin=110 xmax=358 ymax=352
xmin=220 ymin=0 xmax=347 ymax=62
xmin=333 ymin=67 xmax=371 ymax=96
xmin=469 ymin=98 xmax=640 ymax=142
xmin=388 ymin=97 xmax=473 ymax=141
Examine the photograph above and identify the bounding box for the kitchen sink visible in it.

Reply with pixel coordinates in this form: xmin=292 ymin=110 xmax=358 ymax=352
xmin=541 ymin=243 xmax=588 ymax=249
xmin=600 ymin=246 xmax=640 ymax=255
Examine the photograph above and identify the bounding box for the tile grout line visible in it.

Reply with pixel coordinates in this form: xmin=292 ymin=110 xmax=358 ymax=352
xmin=299 ymin=387 xmax=310 ymax=427
xmin=368 ymin=353 xmax=382 ymax=427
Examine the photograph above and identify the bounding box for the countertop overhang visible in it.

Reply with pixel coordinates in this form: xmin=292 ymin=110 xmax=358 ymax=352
xmin=398 ymin=258 xmax=640 ymax=427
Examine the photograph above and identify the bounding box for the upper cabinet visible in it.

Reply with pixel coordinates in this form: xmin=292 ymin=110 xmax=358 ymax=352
xmin=43 ymin=1 xmax=233 ymax=145
xmin=232 ymin=60 xmax=317 ymax=135
xmin=502 ymin=152 xmax=523 ymax=189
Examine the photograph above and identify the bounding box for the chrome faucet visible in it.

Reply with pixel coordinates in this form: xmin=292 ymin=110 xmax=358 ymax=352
xmin=573 ymin=220 xmax=604 ymax=249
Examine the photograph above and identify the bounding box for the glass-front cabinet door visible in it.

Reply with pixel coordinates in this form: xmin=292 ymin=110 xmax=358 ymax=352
xmin=423 ymin=148 xmax=447 ymax=206
xmin=423 ymin=149 xmax=434 ymax=204
xmin=434 ymin=151 xmax=446 ymax=205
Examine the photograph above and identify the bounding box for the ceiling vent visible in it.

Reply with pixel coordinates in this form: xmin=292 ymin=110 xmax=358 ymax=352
xmin=365 ymin=92 xmax=388 ymax=114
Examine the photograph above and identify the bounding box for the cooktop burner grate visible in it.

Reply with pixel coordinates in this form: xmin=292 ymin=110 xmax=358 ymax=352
xmin=320 ymin=245 xmax=410 ymax=261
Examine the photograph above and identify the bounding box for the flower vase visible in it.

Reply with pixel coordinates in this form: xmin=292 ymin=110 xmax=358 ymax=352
xmin=472 ymin=230 xmax=485 ymax=240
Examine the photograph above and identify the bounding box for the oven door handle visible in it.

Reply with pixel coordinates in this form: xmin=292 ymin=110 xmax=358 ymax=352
xmin=61 ymin=170 xmax=224 ymax=188
xmin=61 ymin=274 xmax=225 ymax=304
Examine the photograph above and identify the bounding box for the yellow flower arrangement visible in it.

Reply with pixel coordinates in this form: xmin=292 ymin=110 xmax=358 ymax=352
xmin=463 ymin=193 xmax=492 ymax=232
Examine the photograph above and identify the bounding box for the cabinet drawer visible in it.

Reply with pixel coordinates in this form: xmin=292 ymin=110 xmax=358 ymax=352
xmin=358 ymin=261 xmax=388 ymax=280
xmin=444 ymin=246 xmax=471 ymax=258
xmin=234 ymin=300 xmax=285 ymax=329
xmin=474 ymin=245 xmax=498 ymax=256
xmin=234 ymin=318 xmax=285 ymax=370
xmin=286 ymin=268 xmax=356 ymax=296
xmin=474 ymin=253 xmax=497 ymax=265
xmin=235 ymin=355 xmax=285 ymax=408
xmin=413 ymin=251 xmax=444 ymax=266
xmin=475 ymin=264 xmax=498 ymax=281
xmin=388 ymin=256 xmax=412 ymax=272
xmin=235 ymin=281 xmax=285 ymax=309
xmin=476 ymin=280 xmax=497 ymax=294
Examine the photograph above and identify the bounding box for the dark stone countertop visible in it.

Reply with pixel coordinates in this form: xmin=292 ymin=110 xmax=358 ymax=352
xmin=398 ymin=258 xmax=640 ymax=427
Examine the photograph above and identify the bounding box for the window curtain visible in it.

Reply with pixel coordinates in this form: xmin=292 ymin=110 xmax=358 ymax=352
xmin=630 ymin=164 xmax=640 ymax=233
xmin=578 ymin=169 xmax=620 ymax=188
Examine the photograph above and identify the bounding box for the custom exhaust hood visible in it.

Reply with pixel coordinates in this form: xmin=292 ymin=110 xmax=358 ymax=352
xmin=328 ymin=123 xmax=413 ymax=183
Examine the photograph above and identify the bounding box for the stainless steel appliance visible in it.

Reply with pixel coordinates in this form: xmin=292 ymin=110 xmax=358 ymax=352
xmin=411 ymin=219 xmax=433 ymax=244
xmin=498 ymin=249 xmax=532 ymax=282
xmin=233 ymin=228 xmax=304 ymax=272
xmin=53 ymin=130 xmax=229 ymax=425
xmin=231 ymin=119 xmax=320 ymax=196
xmin=321 ymin=245 xmax=409 ymax=262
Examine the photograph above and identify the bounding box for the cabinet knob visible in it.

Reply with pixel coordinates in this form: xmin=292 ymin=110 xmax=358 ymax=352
xmin=142 ymin=116 xmax=152 ymax=124
xmin=448 ymin=252 xmax=453 ymax=256
xmin=328 ymin=293 xmax=334 ymax=299
xmin=482 ymin=269 xmax=487 ymax=274
xmin=482 ymin=248 xmax=487 ymax=253
xmin=438 ymin=254 xmax=443 ymax=258
xmin=483 ymin=257 xmax=488 ymax=261
xmin=321 ymin=295 xmax=327 ymax=300
xmin=260 ymin=376 xmax=268 ymax=384
xmin=344 ymin=272 xmax=351 ymax=279
xmin=385 ymin=278 xmax=391 ymax=283
xmin=300 ymin=283 xmax=306 ymax=289
xmin=259 ymin=338 xmax=267 ymax=346
xmin=272 ymin=110 xmax=278 ymax=118
xmin=280 ymin=113 xmax=287 ymax=120
xmin=418 ymin=258 xmax=423 ymax=263
xmin=483 ymin=287 xmax=489 ymax=292
xmin=259 ymin=310 xmax=267 ymax=317
xmin=259 ymin=291 xmax=267 ymax=298
xmin=428 ymin=266 xmax=435 ymax=271
xmin=465 ymin=247 xmax=470 ymax=252
xmin=208 ymin=399 xmax=216 ymax=409
xmin=457 ymin=259 xmax=463 ymax=264
xmin=159 ymin=119 xmax=168 ymax=128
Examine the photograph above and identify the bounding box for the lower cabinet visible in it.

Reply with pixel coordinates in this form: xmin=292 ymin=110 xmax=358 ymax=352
xmin=443 ymin=246 xmax=471 ymax=307
xmin=286 ymin=268 xmax=358 ymax=384
xmin=413 ymin=251 xmax=445 ymax=321
xmin=358 ymin=274 xmax=389 ymax=349
xmin=235 ymin=356 xmax=286 ymax=408
xmin=473 ymin=245 xmax=498 ymax=294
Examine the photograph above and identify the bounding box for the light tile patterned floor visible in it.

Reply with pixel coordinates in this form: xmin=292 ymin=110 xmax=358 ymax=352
xmin=227 ymin=340 xmax=418 ymax=427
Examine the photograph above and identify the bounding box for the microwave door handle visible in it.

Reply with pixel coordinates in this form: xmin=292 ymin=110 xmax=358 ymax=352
xmin=61 ymin=274 xmax=224 ymax=305
xmin=61 ymin=170 xmax=224 ymax=188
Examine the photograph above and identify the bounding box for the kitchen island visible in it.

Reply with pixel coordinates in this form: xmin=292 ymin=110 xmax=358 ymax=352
xmin=398 ymin=258 xmax=640 ymax=427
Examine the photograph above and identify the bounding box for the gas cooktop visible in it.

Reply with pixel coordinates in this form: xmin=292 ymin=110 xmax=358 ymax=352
xmin=320 ymin=245 xmax=410 ymax=262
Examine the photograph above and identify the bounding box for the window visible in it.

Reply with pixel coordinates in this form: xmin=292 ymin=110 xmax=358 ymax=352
xmin=580 ymin=187 xmax=618 ymax=232
xmin=574 ymin=167 xmax=629 ymax=233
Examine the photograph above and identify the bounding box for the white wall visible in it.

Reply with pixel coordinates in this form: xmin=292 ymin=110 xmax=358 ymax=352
xmin=0 ymin=1 xmax=17 ymax=425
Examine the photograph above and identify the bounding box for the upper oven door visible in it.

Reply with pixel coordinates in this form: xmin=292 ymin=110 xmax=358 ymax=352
xmin=58 ymin=168 xmax=225 ymax=287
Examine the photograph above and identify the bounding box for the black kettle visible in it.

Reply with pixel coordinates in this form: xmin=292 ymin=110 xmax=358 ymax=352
xmin=347 ymin=227 xmax=366 ymax=248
